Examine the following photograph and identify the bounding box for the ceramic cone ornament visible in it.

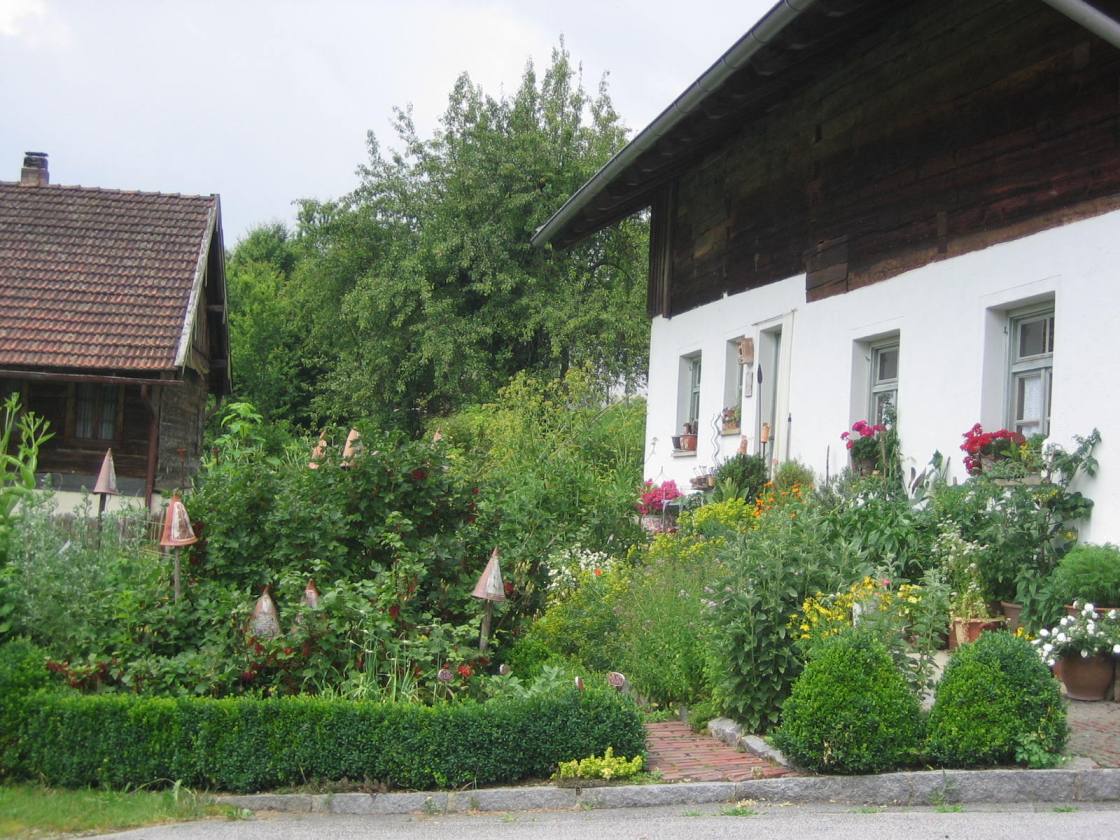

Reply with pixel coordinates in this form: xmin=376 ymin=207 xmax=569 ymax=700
xmin=93 ymin=449 xmax=118 ymax=495
xmin=341 ymin=428 xmax=361 ymax=467
xmin=308 ymin=433 xmax=328 ymax=469
xmin=249 ymin=586 xmax=282 ymax=639
xmin=472 ymin=548 xmax=506 ymax=602
xmin=301 ymin=579 xmax=320 ymax=609
xmin=159 ymin=494 xmax=198 ymax=547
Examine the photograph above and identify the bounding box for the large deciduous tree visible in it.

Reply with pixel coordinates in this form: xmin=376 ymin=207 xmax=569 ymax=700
xmin=226 ymin=44 xmax=649 ymax=431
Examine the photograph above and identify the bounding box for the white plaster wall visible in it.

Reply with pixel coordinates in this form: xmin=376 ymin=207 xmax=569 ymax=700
xmin=645 ymin=209 xmax=1120 ymax=544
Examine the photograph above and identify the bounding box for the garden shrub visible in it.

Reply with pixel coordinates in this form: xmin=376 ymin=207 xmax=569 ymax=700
xmin=711 ymin=454 xmax=767 ymax=504
xmin=611 ymin=538 xmax=725 ymax=707
xmin=926 ymin=631 xmax=1066 ymax=767
xmin=1045 ymin=543 xmax=1120 ymax=610
xmin=0 ymin=639 xmax=54 ymax=776
xmin=774 ymin=629 xmax=922 ymax=774
xmin=772 ymin=459 xmax=814 ymax=494
xmin=707 ymin=496 xmax=860 ymax=732
xmin=4 ymin=686 xmax=643 ymax=792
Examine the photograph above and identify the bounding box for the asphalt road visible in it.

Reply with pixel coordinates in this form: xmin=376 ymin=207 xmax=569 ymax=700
xmin=97 ymin=802 xmax=1120 ymax=839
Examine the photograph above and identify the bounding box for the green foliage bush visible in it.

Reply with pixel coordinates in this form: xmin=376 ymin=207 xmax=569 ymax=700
xmin=611 ymin=539 xmax=724 ymax=707
xmin=774 ymin=630 xmax=923 ymax=774
xmin=707 ymin=497 xmax=860 ymax=732
xmin=1045 ymin=543 xmax=1120 ymax=609
xmin=711 ymin=454 xmax=768 ymax=504
xmin=441 ymin=371 xmax=644 ymax=619
xmin=926 ymin=631 xmax=1066 ymax=767
xmin=4 ymin=685 xmax=643 ymax=792
xmin=0 ymin=639 xmax=53 ymax=775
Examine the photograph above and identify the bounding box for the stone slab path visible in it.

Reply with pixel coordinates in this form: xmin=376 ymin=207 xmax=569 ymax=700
xmin=644 ymin=721 xmax=791 ymax=782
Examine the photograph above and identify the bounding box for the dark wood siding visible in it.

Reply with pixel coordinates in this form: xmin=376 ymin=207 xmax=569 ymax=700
xmin=156 ymin=370 xmax=209 ymax=490
xmin=2 ymin=379 xmax=153 ymax=483
xmin=666 ymin=0 xmax=1120 ymax=315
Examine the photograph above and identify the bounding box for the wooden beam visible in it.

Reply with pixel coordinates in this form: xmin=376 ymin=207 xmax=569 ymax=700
xmin=0 ymin=370 xmax=183 ymax=387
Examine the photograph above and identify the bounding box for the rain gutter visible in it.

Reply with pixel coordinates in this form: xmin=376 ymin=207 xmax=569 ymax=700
xmin=530 ymin=0 xmax=820 ymax=248
xmin=1040 ymin=0 xmax=1120 ymax=50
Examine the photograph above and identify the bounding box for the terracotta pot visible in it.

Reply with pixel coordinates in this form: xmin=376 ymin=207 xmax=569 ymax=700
xmin=850 ymin=455 xmax=876 ymax=476
xmin=950 ymin=616 xmax=1004 ymax=649
xmin=1064 ymin=604 xmax=1118 ymax=618
xmin=679 ymin=433 xmax=697 ymax=451
xmin=1058 ymin=653 xmax=1115 ymax=701
xmin=1000 ymin=601 xmax=1023 ymax=632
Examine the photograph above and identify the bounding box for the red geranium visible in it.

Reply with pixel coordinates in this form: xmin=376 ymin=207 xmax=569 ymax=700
xmin=637 ymin=480 xmax=682 ymax=515
xmin=457 ymin=664 xmax=473 ymax=679
xmin=960 ymin=423 xmax=1025 ymax=474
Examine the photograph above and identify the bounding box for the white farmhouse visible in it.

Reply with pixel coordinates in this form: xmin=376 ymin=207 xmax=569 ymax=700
xmin=534 ymin=0 xmax=1120 ymax=542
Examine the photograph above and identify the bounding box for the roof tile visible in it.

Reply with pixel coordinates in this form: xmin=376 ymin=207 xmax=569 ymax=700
xmin=0 ymin=181 xmax=216 ymax=371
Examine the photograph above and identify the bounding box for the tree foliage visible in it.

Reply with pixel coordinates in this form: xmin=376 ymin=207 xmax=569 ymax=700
xmin=225 ymin=45 xmax=649 ymax=431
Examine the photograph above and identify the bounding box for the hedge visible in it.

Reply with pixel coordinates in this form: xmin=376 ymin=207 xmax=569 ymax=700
xmin=1 ymin=687 xmax=645 ymax=792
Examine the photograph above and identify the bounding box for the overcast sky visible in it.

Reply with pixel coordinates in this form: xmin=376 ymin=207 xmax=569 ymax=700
xmin=1 ymin=0 xmax=775 ymax=243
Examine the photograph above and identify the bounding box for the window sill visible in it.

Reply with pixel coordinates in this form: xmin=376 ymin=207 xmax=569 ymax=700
xmin=720 ymin=426 xmax=741 ymax=437
xmin=671 ymin=449 xmax=697 ymax=458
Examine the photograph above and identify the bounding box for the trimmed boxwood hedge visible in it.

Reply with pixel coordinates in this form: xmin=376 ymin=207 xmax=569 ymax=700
xmin=926 ymin=631 xmax=1066 ymax=767
xmin=1 ymin=687 xmax=644 ymax=792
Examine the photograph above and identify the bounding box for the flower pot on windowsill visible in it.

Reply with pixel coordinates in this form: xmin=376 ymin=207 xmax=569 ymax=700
xmin=720 ymin=424 xmax=740 ymax=436
xmin=678 ymin=433 xmax=697 ymax=452
xmin=850 ymin=455 xmax=877 ymax=477
xmin=1057 ymin=652 xmax=1115 ymax=701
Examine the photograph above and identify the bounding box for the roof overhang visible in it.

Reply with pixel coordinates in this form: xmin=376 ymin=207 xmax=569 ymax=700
xmin=532 ymin=0 xmax=1120 ymax=251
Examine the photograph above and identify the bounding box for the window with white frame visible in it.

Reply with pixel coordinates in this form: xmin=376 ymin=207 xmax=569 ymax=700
xmin=686 ymin=354 xmax=702 ymax=425
xmin=869 ymin=341 xmax=899 ymax=424
xmin=1008 ymin=307 xmax=1054 ymax=437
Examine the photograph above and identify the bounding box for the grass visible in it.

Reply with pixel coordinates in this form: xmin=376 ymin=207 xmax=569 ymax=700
xmin=1053 ymin=805 xmax=1078 ymax=813
xmin=851 ymin=805 xmax=886 ymax=814
xmin=720 ymin=800 xmax=758 ymax=817
xmin=934 ymin=804 xmax=964 ymax=813
xmin=0 ymin=783 xmax=247 ymax=838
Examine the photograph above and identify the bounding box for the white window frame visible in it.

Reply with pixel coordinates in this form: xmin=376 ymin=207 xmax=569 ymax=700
xmin=686 ymin=354 xmax=702 ymax=425
xmin=1007 ymin=306 xmax=1054 ymax=437
xmin=868 ymin=340 xmax=899 ymax=424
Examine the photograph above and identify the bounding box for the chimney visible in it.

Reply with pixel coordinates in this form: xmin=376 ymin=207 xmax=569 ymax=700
xmin=20 ymin=152 xmax=48 ymax=186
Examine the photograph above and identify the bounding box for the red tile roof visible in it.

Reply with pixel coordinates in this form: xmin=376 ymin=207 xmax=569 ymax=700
xmin=0 ymin=181 xmax=217 ymax=372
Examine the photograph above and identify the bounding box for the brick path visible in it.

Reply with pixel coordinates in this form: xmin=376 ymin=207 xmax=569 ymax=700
xmin=1067 ymin=700 xmax=1120 ymax=767
xmin=644 ymin=721 xmax=791 ymax=782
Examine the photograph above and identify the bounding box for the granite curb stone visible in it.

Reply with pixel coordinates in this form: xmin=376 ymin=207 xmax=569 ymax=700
xmin=216 ymin=768 xmax=1120 ymax=815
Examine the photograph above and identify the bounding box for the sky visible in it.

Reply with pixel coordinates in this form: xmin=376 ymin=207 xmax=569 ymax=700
xmin=0 ymin=0 xmax=776 ymax=243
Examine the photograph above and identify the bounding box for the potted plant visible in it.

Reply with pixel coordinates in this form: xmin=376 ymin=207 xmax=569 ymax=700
xmin=721 ymin=405 xmax=741 ymax=435
xmin=937 ymin=524 xmax=1004 ymax=648
xmin=637 ymin=480 xmax=682 ymax=532
xmin=1034 ymin=601 xmax=1120 ymax=701
xmin=841 ymin=419 xmax=887 ymax=475
xmin=1046 ymin=543 xmax=1120 ymax=617
xmin=960 ymin=423 xmax=1027 ymax=476
xmin=678 ymin=421 xmax=698 ymax=452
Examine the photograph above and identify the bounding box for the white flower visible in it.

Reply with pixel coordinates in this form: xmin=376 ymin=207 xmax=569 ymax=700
xmin=1056 ymin=633 xmax=1067 ymax=643
xmin=1081 ymin=650 xmax=1090 ymax=658
xmin=1042 ymin=643 xmax=1053 ymax=654
xmin=1084 ymin=602 xmax=1096 ymax=614
xmin=1087 ymin=621 xmax=1096 ymax=633
xmin=1039 ymin=628 xmax=1050 ymax=637
xmin=1114 ymin=644 xmax=1120 ymax=655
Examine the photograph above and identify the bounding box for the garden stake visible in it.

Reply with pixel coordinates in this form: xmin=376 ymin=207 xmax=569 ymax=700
xmin=92 ymin=448 xmax=118 ymax=545
xmin=472 ymin=547 xmax=506 ymax=653
xmin=159 ymin=493 xmax=198 ymax=603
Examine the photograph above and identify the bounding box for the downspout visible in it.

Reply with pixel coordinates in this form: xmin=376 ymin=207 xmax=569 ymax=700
xmin=1040 ymin=0 xmax=1120 ymax=50
xmin=530 ymin=0 xmax=819 ymax=247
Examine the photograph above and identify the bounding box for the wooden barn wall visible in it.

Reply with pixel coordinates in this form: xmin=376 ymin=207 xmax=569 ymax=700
xmin=156 ymin=371 xmax=208 ymax=490
xmin=665 ymin=0 xmax=1120 ymax=314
